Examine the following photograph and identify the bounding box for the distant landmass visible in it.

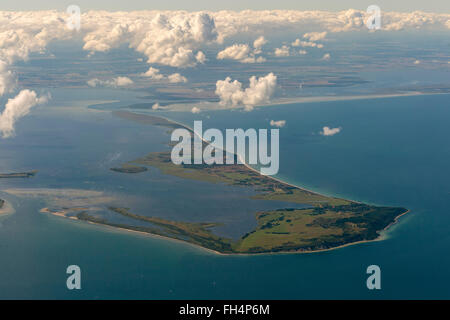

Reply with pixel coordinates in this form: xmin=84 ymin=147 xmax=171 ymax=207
xmin=110 ymin=166 xmax=148 ymax=174
xmin=0 ymin=171 xmax=37 ymax=178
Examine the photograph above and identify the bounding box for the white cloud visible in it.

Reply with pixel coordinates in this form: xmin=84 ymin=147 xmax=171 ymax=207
xmin=253 ymin=36 xmax=267 ymax=54
xmin=215 ymin=73 xmax=277 ymax=111
xmin=152 ymin=103 xmax=160 ymax=110
xmin=83 ymin=12 xmax=218 ymax=68
xmin=87 ymin=76 xmax=134 ymax=88
xmin=217 ymin=37 xmax=266 ymax=63
xmin=114 ymin=77 xmax=134 ymax=87
xmin=217 ymin=44 xmax=252 ymax=61
xmin=321 ymin=53 xmax=331 ymax=61
xmin=414 ymin=60 xmax=421 ymax=65
xmin=0 ymin=9 xmax=448 ymax=101
xmin=0 ymin=60 xmax=16 ymax=96
xmin=291 ymin=39 xmax=323 ymax=48
xmin=86 ymin=78 xmax=100 ymax=87
xmin=274 ymin=45 xmax=290 ymax=57
xmin=0 ymin=10 xmax=448 ymax=73
xmin=168 ymin=73 xmax=188 ymax=83
xmin=0 ymin=11 xmax=72 ymax=100
xmin=196 ymin=51 xmax=206 ymax=64
xmin=291 ymin=32 xmax=326 ymax=50
xmin=141 ymin=67 xmax=187 ymax=83
xmin=303 ymin=31 xmax=327 ymax=41
xmin=211 ymin=9 xmax=450 ymax=39
xmin=320 ymin=126 xmax=341 ymax=136
xmin=270 ymin=120 xmax=286 ymax=128
xmin=0 ymin=89 xmax=49 ymax=138
xmin=191 ymin=106 xmax=201 ymax=113
xmin=141 ymin=67 xmax=165 ymax=80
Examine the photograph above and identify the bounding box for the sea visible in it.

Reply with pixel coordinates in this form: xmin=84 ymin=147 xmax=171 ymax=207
xmin=0 ymin=90 xmax=449 ymax=299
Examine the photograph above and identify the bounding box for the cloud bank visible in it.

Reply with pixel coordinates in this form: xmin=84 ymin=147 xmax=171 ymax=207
xmin=0 ymin=10 xmax=448 ymax=76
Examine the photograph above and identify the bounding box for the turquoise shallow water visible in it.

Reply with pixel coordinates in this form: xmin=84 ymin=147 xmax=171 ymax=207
xmin=0 ymin=93 xmax=449 ymax=299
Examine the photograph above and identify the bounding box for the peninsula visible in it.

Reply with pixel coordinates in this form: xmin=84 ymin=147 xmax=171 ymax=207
xmin=74 ymin=111 xmax=408 ymax=254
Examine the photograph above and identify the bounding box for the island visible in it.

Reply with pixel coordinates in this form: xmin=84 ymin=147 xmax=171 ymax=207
xmin=110 ymin=166 xmax=148 ymax=174
xmin=46 ymin=111 xmax=408 ymax=254
xmin=76 ymin=110 xmax=407 ymax=254
xmin=0 ymin=170 xmax=37 ymax=178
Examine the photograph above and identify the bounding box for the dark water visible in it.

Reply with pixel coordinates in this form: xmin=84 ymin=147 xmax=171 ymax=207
xmin=0 ymin=93 xmax=449 ymax=299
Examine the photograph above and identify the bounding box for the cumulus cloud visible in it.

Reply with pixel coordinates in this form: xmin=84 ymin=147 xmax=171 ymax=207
xmin=83 ymin=12 xmax=218 ymax=68
xmin=168 ymin=73 xmax=188 ymax=83
xmin=217 ymin=36 xmax=267 ymax=63
xmin=215 ymin=73 xmax=277 ymax=111
xmin=141 ymin=67 xmax=187 ymax=83
xmin=291 ymin=39 xmax=324 ymax=48
xmin=303 ymin=31 xmax=327 ymax=41
xmin=218 ymin=44 xmax=252 ymax=61
xmin=87 ymin=76 xmax=134 ymax=88
xmin=195 ymin=51 xmax=207 ymax=64
xmin=321 ymin=53 xmax=331 ymax=61
xmin=0 ymin=89 xmax=49 ymax=138
xmin=191 ymin=106 xmax=201 ymax=113
xmin=0 ymin=9 xmax=448 ymax=101
xmin=141 ymin=67 xmax=165 ymax=80
xmin=274 ymin=45 xmax=290 ymax=57
xmin=0 ymin=61 xmax=16 ymax=96
xmin=320 ymin=126 xmax=341 ymax=136
xmin=0 ymin=11 xmax=73 ymax=102
xmin=253 ymin=36 xmax=267 ymax=54
xmin=270 ymin=120 xmax=286 ymax=128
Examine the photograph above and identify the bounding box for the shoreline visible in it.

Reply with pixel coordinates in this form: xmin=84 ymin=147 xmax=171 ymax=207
xmin=43 ymin=206 xmax=410 ymax=257
xmin=108 ymin=111 xmax=410 ymax=255
xmin=123 ymin=112 xmax=364 ymax=203
xmin=144 ymin=91 xmax=448 ymax=113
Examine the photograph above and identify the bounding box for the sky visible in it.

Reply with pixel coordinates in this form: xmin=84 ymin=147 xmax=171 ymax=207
xmin=0 ymin=0 xmax=449 ymax=13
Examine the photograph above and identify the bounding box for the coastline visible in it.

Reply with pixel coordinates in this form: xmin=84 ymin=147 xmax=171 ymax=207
xmin=120 ymin=111 xmax=362 ymax=203
xmin=107 ymin=111 xmax=410 ymax=255
xmin=42 ymin=206 xmax=410 ymax=257
xmin=148 ymin=91 xmax=448 ymax=113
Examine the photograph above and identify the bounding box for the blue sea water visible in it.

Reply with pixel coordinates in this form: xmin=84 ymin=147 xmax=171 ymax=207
xmin=0 ymin=92 xmax=449 ymax=299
